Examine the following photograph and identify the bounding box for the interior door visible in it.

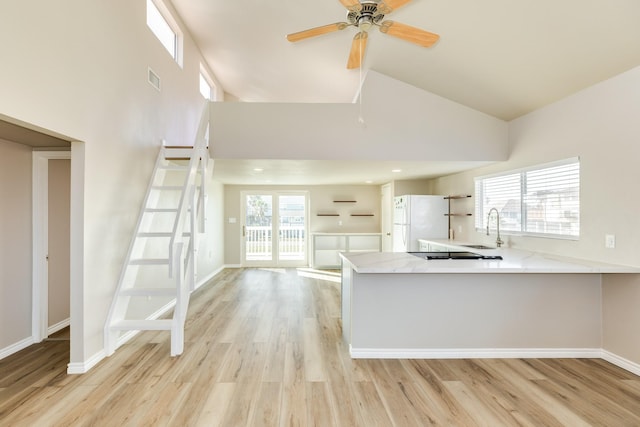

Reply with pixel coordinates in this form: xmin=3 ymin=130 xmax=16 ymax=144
xmin=48 ymin=159 xmax=71 ymax=335
xmin=242 ymin=191 xmax=308 ymax=267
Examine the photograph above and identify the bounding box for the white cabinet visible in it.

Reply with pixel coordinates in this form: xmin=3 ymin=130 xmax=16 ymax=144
xmin=313 ymin=235 xmax=347 ymax=268
xmin=312 ymin=233 xmax=381 ymax=269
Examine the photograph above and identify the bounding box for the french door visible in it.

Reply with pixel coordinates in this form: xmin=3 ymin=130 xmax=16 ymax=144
xmin=241 ymin=191 xmax=308 ymax=267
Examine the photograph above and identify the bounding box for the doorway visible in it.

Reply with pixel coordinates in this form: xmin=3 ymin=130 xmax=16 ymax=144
xmin=381 ymin=183 xmax=393 ymax=252
xmin=241 ymin=191 xmax=308 ymax=267
xmin=32 ymin=151 xmax=71 ymax=342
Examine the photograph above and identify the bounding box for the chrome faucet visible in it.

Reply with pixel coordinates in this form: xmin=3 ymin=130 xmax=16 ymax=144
xmin=486 ymin=207 xmax=504 ymax=248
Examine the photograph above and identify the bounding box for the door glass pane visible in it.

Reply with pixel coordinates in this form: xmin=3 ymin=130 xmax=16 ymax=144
xmin=278 ymin=195 xmax=305 ymax=261
xmin=245 ymin=195 xmax=272 ymax=261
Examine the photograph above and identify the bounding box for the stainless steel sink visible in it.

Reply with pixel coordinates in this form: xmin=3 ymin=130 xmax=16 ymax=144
xmin=460 ymin=244 xmax=495 ymax=250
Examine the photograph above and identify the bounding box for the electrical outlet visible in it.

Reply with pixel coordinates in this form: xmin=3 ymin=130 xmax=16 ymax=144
xmin=605 ymin=234 xmax=616 ymax=249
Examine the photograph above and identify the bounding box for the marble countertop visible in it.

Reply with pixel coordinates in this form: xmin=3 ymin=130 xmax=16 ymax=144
xmin=339 ymin=245 xmax=640 ymax=274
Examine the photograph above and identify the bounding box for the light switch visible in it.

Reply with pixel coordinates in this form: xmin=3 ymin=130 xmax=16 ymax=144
xmin=228 ymin=217 xmax=237 ymax=224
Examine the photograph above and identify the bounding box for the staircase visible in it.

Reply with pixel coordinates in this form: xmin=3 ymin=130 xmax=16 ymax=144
xmin=104 ymin=137 xmax=209 ymax=357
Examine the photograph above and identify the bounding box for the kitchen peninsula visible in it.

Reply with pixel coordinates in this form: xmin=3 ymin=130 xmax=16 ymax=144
xmin=340 ymin=245 xmax=639 ymax=360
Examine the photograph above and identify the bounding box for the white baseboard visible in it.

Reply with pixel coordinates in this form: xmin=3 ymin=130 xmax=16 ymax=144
xmin=67 ymin=349 xmax=105 ymax=374
xmin=75 ymin=266 xmax=232 ymax=374
xmin=0 ymin=336 xmax=35 ymax=360
xmin=601 ymin=350 xmax=640 ymax=376
xmin=349 ymin=346 xmax=603 ymax=360
xmin=48 ymin=318 xmax=70 ymax=335
xmin=194 ymin=265 xmax=226 ymax=290
xmin=69 ymin=300 xmax=178 ymax=375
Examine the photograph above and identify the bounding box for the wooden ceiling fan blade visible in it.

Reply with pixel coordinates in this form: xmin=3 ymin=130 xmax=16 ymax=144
xmin=338 ymin=0 xmax=362 ymax=12
xmin=376 ymin=0 xmax=413 ymax=14
xmin=347 ymin=32 xmax=368 ymax=69
xmin=286 ymin=22 xmax=349 ymax=42
xmin=379 ymin=21 xmax=440 ymax=47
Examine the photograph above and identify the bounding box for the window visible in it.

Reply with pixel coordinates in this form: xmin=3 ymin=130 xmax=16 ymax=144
xmin=199 ymin=72 xmax=212 ymax=100
xmin=146 ymin=0 xmax=181 ymax=64
xmin=199 ymin=65 xmax=218 ymax=100
xmin=475 ymin=158 xmax=580 ymax=239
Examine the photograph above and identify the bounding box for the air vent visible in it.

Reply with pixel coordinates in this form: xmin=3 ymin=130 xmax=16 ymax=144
xmin=148 ymin=67 xmax=161 ymax=91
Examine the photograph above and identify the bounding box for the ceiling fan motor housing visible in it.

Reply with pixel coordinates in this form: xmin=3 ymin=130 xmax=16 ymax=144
xmin=347 ymin=2 xmax=385 ymax=30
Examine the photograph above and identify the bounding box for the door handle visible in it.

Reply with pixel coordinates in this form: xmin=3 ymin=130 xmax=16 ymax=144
xmin=386 ymin=232 xmax=391 ymax=236
xmin=242 ymin=225 xmax=245 ymax=237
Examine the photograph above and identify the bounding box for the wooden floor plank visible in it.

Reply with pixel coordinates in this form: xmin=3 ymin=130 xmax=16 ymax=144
xmin=194 ymin=382 xmax=236 ymax=427
xmin=2 ymin=267 xmax=640 ymax=426
xmin=352 ymin=381 xmax=394 ymax=426
xmin=444 ymin=380 xmax=505 ymax=427
xmin=306 ymin=382 xmax=336 ymax=426
xmin=528 ymin=358 xmax=640 ymax=425
xmin=478 ymin=359 xmax=590 ymax=427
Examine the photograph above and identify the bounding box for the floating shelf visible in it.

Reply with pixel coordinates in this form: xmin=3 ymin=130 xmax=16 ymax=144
xmin=333 ymin=200 xmax=356 ymax=203
xmin=317 ymin=213 xmax=339 ymax=217
xmin=446 ymin=194 xmax=472 ymax=232
xmin=350 ymin=214 xmax=374 ymax=217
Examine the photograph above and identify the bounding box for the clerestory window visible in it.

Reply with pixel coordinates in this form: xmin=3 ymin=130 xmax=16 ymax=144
xmin=146 ymin=0 xmax=182 ymax=65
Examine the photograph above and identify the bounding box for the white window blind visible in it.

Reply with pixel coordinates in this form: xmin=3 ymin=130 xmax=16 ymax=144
xmin=475 ymin=158 xmax=580 ymax=239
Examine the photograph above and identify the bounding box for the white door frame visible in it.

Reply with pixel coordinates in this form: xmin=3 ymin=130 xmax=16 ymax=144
xmin=381 ymin=183 xmax=393 ymax=252
xmin=241 ymin=190 xmax=309 ymax=267
xmin=32 ymin=150 xmax=71 ymax=342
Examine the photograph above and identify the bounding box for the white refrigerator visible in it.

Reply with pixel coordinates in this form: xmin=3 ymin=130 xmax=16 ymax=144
xmin=393 ymin=195 xmax=448 ymax=252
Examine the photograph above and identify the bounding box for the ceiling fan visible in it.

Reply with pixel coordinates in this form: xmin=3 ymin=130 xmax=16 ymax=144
xmin=286 ymin=0 xmax=440 ymax=69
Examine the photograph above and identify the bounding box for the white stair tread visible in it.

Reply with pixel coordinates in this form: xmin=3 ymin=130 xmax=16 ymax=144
xmin=129 ymin=258 xmax=169 ymax=265
xmin=158 ymin=164 xmax=189 ymax=170
xmin=137 ymin=232 xmax=191 ymax=238
xmin=144 ymin=208 xmax=178 ymax=213
xmin=120 ymin=288 xmax=176 ymax=296
xmin=151 ymin=185 xmax=183 ymax=191
xmin=111 ymin=319 xmax=173 ymax=331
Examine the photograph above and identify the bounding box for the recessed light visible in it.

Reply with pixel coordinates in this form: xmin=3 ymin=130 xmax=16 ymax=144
xmin=392 ymin=169 xmax=402 ymax=173
xmin=365 ymin=180 xmax=373 ymax=184
xmin=253 ymin=168 xmax=264 ymax=172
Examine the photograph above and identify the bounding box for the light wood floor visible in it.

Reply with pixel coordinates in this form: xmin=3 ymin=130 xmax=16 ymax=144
xmin=2 ymin=267 xmax=640 ymax=426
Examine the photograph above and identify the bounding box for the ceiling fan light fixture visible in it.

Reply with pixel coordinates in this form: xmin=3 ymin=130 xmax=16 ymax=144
xmin=358 ymin=16 xmax=373 ymax=32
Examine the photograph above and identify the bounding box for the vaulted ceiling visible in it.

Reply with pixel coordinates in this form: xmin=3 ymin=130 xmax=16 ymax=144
xmin=170 ymin=0 xmax=640 ymax=184
xmin=172 ymin=0 xmax=640 ymax=120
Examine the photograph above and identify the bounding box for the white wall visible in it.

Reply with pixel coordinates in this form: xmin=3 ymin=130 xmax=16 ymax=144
xmin=224 ymin=184 xmax=380 ymax=265
xmin=393 ymin=179 xmax=434 ymax=197
xmin=0 ymin=1 xmax=225 ymax=367
xmin=210 ymin=71 xmax=508 ymax=163
xmin=431 ymin=65 xmax=640 ymax=366
xmin=0 ymin=140 xmax=32 ymax=350
xmin=432 ymin=65 xmax=640 ymax=267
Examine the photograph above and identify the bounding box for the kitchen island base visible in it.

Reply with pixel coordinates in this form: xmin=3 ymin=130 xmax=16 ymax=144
xmin=341 ymin=269 xmax=603 ymax=359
